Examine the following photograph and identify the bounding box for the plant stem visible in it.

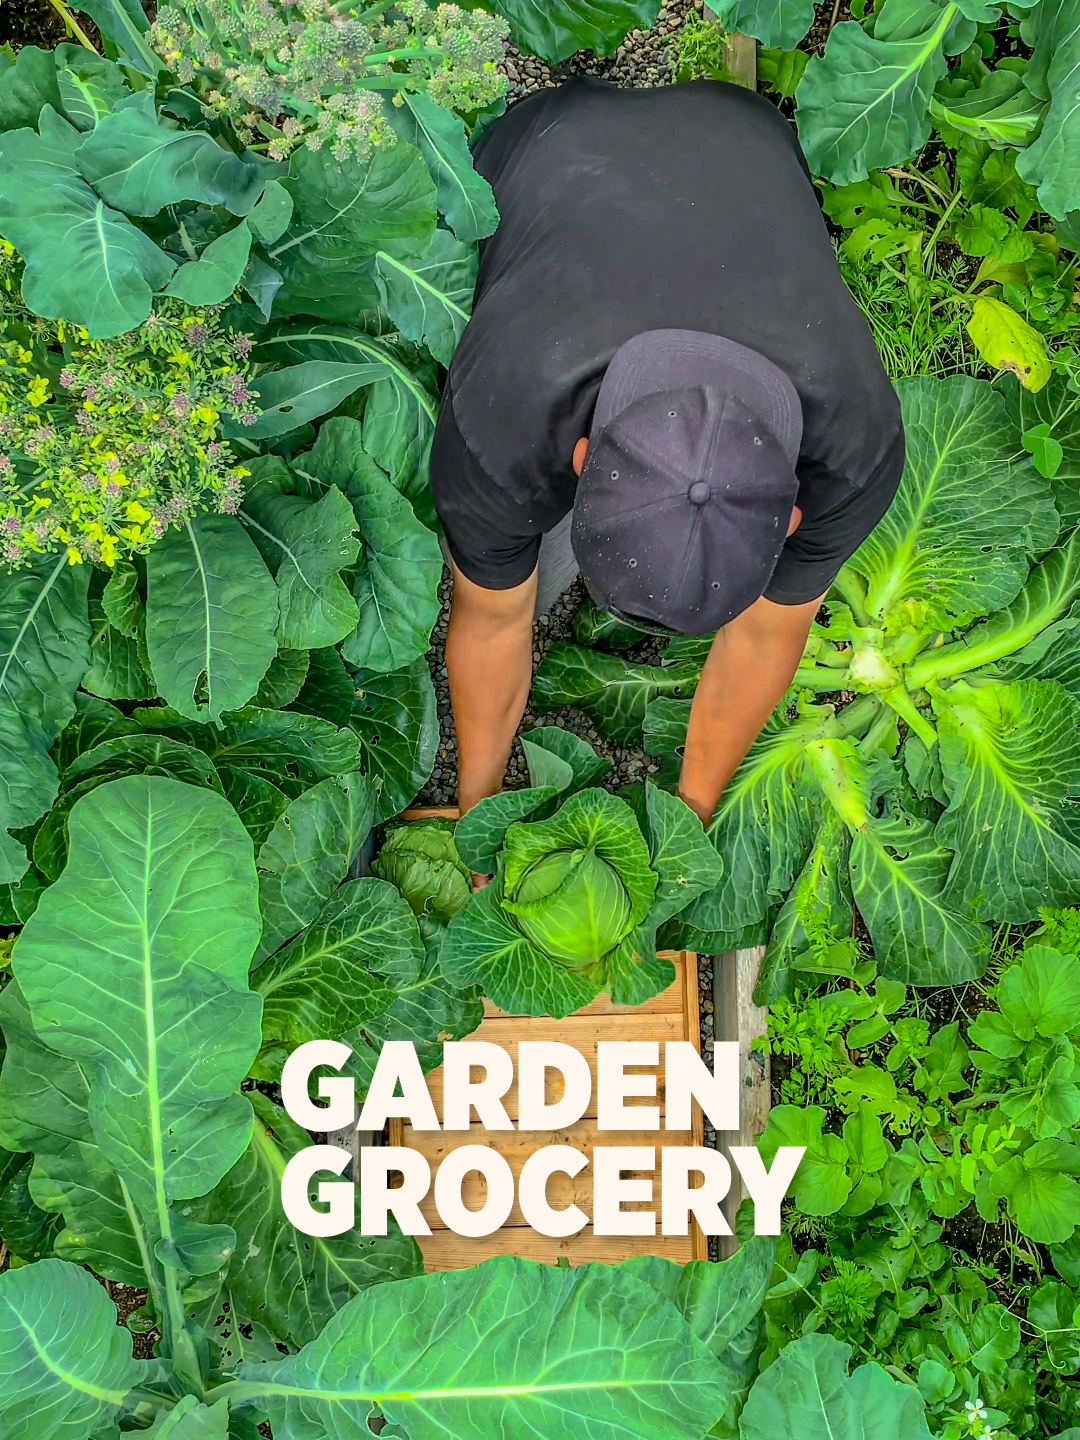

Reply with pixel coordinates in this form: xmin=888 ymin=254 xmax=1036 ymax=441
xmin=833 ymin=693 xmax=880 ymax=739
xmin=921 ymin=189 xmax=963 ymax=271
xmin=46 ymin=0 xmax=99 ymax=51
xmin=880 ymin=684 xmax=937 ymax=748
xmin=362 ymin=44 xmax=444 ymax=64
xmin=832 ymin=565 xmax=872 ymax=626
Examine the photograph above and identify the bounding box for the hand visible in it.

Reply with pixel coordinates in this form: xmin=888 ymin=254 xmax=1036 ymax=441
xmin=471 ymin=871 xmax=491 ymax=891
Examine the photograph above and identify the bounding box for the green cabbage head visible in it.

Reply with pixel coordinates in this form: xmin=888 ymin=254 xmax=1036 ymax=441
xmin=371 ymin=818 xmax=472 ymax=924
xmin=499 ymin=789 xmax=656 ymax=970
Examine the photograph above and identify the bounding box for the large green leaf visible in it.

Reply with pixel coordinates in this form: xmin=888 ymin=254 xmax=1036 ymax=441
xmin=935 ymin=678 xmax=1080 ymax=920
xmin=795 ymin=5 xmax=962 ymax=185
xmin=13 ymin=777 xmax=263 ymax=1224
xmin=532 ymin=642 xmax=700 ymax=746
xmin=72 ymin=0 xmax=162 ymax=77
xmin=0 ymin=554 xmax=90 ymax=880
xmin=439 ymin=879 xmax=599 ymax=1018
xmin=849 ymin=807 xmax=990 ymax=984
xmin=80 ymin=569 xmax=153 ymax=701
xmin=491 ymin=0 xmax=661 ymax=62
xmin=145 ymin=515 xmax=279 ymax=723
xmin=240 ymin=483 xmax=360 ymax=650
xmin=375 ymin=228 xmax=477 ymax=367
xmin=362 ymin=364 xmax=440 ymax=516
xmin=0 ymin=45 xmax=61 ymax=130
xmin=682 ymin=704 xmax=829 ymax=937
xmin=843 ymin=375 xmax=1057 ymax=631
xmin=454 ymin=787 xmax=563 ymax=875
xmin=253 ymin=878 xmax=417 ymax=1054
xmin=74 ymin=105 xmax=267 ymax=216
xmin=54 ymin=46 xmax=130 ymax=132
xmin=232 ymin=1257 xmax=731 ymax=1438
xmin=293 ymin=648 xmax=436 ymax=823
xmin=229 ymin=360 xmax=392 ymax=441
xmin=162 ymin=219 xmax=252 ymax=305
xmin=640 ymin=782 xmax=725 ymax=930
xmin=255 ymin=772 xmax=376 ymax=964
xmin=386 ymin=92 xmax=499 ymax=243
xmin=137 ymin=704 xmax=363 ymax=797
xmin=0 ymin=106 xmax=173 ymax=335
xmin=755 ymin=811 xmax=852 ymax=1004
xmin=0 ymin=1153 xmax=60 ymax=1264
xmin=0 ymin=1258 xmax=142 ymax=1440
xmin=275 ymin=139 xmax=435 ymax=263
xmin=1015 ymin=0 xmax=1080 ymax=218
xmin=299 ymin=418 xmax=442 ymax=674
xmin=205 ymin=1091 xmax=421 ymax=1349
xmin=740 ymin=1332 xmax=935 ymax=1440
xmin=710 ymin=0 xmax=815 ymax=51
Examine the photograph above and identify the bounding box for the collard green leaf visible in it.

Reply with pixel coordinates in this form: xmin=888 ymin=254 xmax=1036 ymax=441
xmin=362 ymin=365 xmax=439 ymax=515
xmin=206 ymin=1091 xmax=421 ymax=1349
xmin=301 ymin=417 xmax=442 ymax=673
xmin=235 ymin=1257 xmax=731 ymax=1438
xmin=163 ymin=219 xmax=252 ymax=305
xmin=255 ymin=771 xmax=375 ymax=964
xmin=844 ymin=375 xmax=1056 ymax=631
xmin=54 ymin=47 xmax=130 ymax=131
xmin=145 ymin=515 xmax=279 ymax=723
xmin=532 ymin=642 xmax=700 ymax=746
xmin=0 ymin=1154 xmax=60 ymax=1264
xmin=935 ymin=678 xmax=1080 ymax=920
xmin=13 ymin=777 xmax=263 ymax=1222
xmin=491 ymin=0 xmax=661 ymax=62
xmin=521 ymin=725 xmax=612 ymax=791
xmin=53 ymin=692 xmax=140 ymax=774
xmin=795 ymin=8 xmax=959 ymax=185
xmin=219 ymin=765 xmax=290 ymax=851
xmin=81 ymin=569 xmax=153 ymax=701
xmin=230 ymin=360 xmax=392 ymax=441
xmin=439 ymin=879 xmax=599 ymax=1018
xmin=740 ymin=1331 xmax=935 ymax=1440
xmin=709 ymin=0 xmax=815 ymax=51
xmin=247 ymin=178 xmax=293 ymax=246
xmin=74 ymin=105 xmax=267 ymax=216
xmin=0 ymin=106 xmax=173 ymax=336
xmin=253 ymin=877 xmax=416 ymax=1055
xmin=0 ymin=1258 xmax=142 ymax=1440
xmin=276 ymin=138 xmax=435 ymax=263
xmin=375 ymin=229 xmax=476 ymax=367
xmin=385 ymin=92 xmax=499 ymax=243
xmin=930 ymin=67 xmax=1045 ymax=146
xmin=0 ymin=45 xmax=61 ymax=130
xmin=296 ymin=649 xmax=437 ymax=823
xmin=850 ymin=807 xmax=990 ymax=984
xmin=1016 ymin=0 xmax=1080 ymax=219
xmin=254 ymin=648 xmax=309 ymax=709
xmin=453 ymin=786 xmax=562 ymax=875
xmin=146 ymin=1395 xmax=230 ymax=1437
xmin=241 ymin=484 xmax=360 ymax=650
xmin=71 ymin=0 xmax=162 ymax=77
xmin=0 ymin=554 xmax=90 ymax=880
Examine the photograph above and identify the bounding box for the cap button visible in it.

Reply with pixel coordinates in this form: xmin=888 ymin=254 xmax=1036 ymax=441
xmin=688 ymin=481 xmax=711 ymax=505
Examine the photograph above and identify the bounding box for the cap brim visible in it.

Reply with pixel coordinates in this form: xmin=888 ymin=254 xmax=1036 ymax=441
xmin=592 ymin=328 xmax=802 ymax=467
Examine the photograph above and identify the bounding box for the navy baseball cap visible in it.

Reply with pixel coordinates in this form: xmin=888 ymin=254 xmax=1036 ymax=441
xmin=571 ymin=329 xmax=803 ymax=636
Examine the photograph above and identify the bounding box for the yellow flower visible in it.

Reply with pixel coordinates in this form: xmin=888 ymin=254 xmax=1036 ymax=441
xmin=195 ymin=406 xmax=219 ymax=425
xmin=235 ymin=466 xmax=251 ymax=478
xmin=125 ymin=500 xmax=152 ymax=524
xmin=100 ymin=535 xmax=118 ymax=566
xmin=168 ymin=349 xmax=192 ymax=367
xmin=66 ymin=546 xmax=82 ymax=565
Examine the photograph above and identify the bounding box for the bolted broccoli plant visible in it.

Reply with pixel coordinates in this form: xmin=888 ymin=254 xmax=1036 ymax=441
xmin=437 ymin=727 xmax=723 ymax=1018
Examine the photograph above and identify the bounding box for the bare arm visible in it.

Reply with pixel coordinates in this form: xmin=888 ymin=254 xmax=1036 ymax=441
xmin=445 ymin=559 xmax=537 ymax=815
xmin=677 ymin=591 xmax=823 ymax=825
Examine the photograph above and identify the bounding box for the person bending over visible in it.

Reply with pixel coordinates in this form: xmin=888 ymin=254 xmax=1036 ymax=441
xmin=430 ymin=76 xmax=904 ymax=830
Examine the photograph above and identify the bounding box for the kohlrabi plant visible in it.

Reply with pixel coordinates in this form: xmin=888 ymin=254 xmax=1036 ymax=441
xmin=438 ymin=727 xmax=724 ymax=1017
xmin=541 ymin=374 xmax=1080 ymax=995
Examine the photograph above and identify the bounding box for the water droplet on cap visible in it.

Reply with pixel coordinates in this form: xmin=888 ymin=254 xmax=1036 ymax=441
xmin=668 ymin=410 xmax=677 ymax=417
xmin=611 ymin=470 xmax=619 ymax=480
xmin=628 ymin=558 xmax=638 ymax=568
xmin=753 ymin=436 xmax=762 ymax=446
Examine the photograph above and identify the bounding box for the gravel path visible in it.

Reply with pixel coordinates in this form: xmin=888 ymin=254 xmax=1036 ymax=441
xmin=417 ymin=0 xmax=704 ymax=807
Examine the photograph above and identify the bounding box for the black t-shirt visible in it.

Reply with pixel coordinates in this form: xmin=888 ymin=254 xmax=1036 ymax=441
xmin=430 ymin=77 xmax=904 ymax=605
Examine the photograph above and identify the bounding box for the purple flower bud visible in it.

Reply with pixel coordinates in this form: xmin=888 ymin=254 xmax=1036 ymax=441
xmin=59 ymin=368 xmax=76 ymax=389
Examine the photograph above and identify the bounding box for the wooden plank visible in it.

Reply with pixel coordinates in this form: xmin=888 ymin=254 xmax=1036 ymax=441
xmin=414 ymin=1227 xmax=696 ymax=1271
xmin=396 ymin=1011 xmax=685 ymax=1124
xmin=715 ymin=944 xmax=770 ymax=1256
xmin=724 ymin=30 xmax=757 ymax=89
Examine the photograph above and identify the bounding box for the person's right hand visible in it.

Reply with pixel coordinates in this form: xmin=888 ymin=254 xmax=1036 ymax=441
xmin=471 ymin=872 xmax=491 ymax=891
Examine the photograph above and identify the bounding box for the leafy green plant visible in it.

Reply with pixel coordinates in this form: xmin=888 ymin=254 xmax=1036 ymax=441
xmin=542 ymin=376 xmax=1080 ymax=991
xmin=149 ymin=0 xmax=510 ymax=162
xmin=437 ymin=727 xmax=723 ymax=1016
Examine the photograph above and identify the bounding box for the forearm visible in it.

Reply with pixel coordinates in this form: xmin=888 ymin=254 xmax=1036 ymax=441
xmin=445 ymin=562 xmax=536 ymax=814
xmin=677 ymin=595 xmax=821 ymax=824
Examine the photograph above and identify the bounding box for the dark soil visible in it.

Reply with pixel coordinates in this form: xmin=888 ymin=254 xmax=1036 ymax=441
xmin=0 ymin=0 xmax=68 ymax=49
